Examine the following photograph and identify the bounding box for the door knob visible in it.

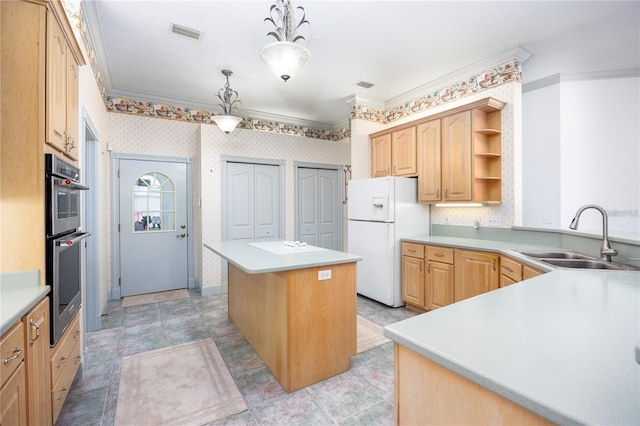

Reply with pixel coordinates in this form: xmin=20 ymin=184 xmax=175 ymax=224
xmin=176 ymin=233 xmax=186 ymax=239
xmin=180 ymin=225 xmax=186 ymax=229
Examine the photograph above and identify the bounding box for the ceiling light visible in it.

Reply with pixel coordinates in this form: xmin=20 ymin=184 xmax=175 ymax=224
xmin=355 ymin=80 xmax=375 ymax=89
xmin=170 ymin=23 xmax=202 ymax=41
xmin=260 ymin=0 xmax=311 ymax=82
xmin=211 ymin=70 xmax=242 ymax=134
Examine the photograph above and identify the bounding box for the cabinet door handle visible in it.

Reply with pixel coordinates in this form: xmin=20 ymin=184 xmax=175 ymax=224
xmin=408 ymin=248 xmax=416 ymax=253
xmin=57 ymin=356 xmax=67 ymax=368
xmin=427 ymin=262 xmax=431 ymax=273
xmin=29 ymin=319 xmax=41 ymax=345
xmin=492 ymin=259 xmax=496 ymax=271
xmin=503 ymin=266 xmax=514 ymax=273
xmin=444 ymin=189 xmax=448 ymax=198
xmin=3 ymin=348 xmax=22 ymax=364
xmin=57 ymin=388 xmax=69 ymax=400
xmin=435 ymin=252 xmax=444 ymax=257
xmin=436 ymin=189 xmax=440 ymax=199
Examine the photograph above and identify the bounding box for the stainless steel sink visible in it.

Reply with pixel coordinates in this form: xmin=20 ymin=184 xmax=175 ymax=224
xmin=518 ymin=251 xmax=594 ymax=260
xmin=540 ymin=258 xmax=638 ymax=271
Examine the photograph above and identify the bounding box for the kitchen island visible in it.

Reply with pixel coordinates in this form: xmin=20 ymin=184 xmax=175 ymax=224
xmin=385 ymin=269 xmax=640 ymax=425
xmin=204 ymin=240 xmax=362 ymax=392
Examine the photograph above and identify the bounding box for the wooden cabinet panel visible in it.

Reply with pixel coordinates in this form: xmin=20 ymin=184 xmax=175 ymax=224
xmin=391 ymin=127 xmax=417 ymax=176
xmin=426 ymin=260 xmax=454 ymax=309
xmin=0 ymin=363 xmax=27 ymax=426
xmin=426 ymin=246 xmax=454 ymax=264
xmin=454 ymin=249 xmax=499 ymax=302
xmin=1 ymin=322 xmax=25 ymax=386
xmin=46 ymin=12 xmax=67 ymax=153
xmin=417 ymin=120 xmax=442 ymax=202
xmin=371 ymin=134 xmax=392 ymax=177
xmin=64 ymin=52 xmax=79 ymax=160
xmin=442 ymin=111 xmax=472 ymax=201
xmin=24 ymin=298 xmax=51 ymax=426
xmin=50 ymin=313 xmax=81 ymax=424
xmin=500 ymin=256 xmax=523 ymax=282
xmin=402 ymin=255 xmax=425 ymax=308
xmin=523 ymin=265 xmax=544 ymax=280
xmin=402 ymin=242 xmax=424 ymax=258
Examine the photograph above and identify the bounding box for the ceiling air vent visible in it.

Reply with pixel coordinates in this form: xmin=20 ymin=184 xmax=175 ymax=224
xmin=170 ymin=23 xmax=203 ymax=41
xmin=355 ymin=80 xmax=375 ymax=89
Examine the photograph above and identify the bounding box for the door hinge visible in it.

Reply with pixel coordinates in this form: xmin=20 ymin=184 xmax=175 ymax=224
xmin=118 ymin=277 xmax=121 ymax=287
xmin=118 ymin=224 xmax=120 ymax=232
xmin=117 ymin=169 xmax=120 ymax=178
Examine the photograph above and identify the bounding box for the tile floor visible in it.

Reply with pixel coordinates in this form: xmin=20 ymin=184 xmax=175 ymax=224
xmin=55 ymin=291 xmax=418 ymax=426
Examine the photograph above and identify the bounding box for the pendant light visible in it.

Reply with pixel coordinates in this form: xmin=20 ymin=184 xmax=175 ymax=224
xmin=260 ymin=0 xmax=311 ymax=82
xmin=211 ymin=70 xmax=242 ymax=134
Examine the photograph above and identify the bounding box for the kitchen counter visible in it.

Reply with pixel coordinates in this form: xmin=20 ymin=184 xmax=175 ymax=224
xmin=386 ymin=236 xmax=640 ymax=424
xmin=204 ymin=240 xmax=362 ymax=274
xmin=205 ymin=240 xmax=361 ymax=392
xmin=1 ymin=270 xmax=50 ymax=335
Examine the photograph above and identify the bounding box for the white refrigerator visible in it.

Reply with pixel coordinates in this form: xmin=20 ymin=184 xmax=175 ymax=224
xmin=347 ymin=177 xmax=430 ymax=307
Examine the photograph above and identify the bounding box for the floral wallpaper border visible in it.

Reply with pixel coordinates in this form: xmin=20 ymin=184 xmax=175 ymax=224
xmin=74 ymin=2 xmax=521 ymax=141
xmin=351 ymin=60 xmax=522 ymax=124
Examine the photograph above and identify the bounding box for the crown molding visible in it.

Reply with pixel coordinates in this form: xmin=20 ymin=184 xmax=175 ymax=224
xmin=523 ymin=68 xmax=640 ymax=92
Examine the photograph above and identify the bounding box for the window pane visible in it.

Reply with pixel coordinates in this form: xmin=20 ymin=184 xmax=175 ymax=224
xmin=132 ymin=171 xmax=176 ymax=233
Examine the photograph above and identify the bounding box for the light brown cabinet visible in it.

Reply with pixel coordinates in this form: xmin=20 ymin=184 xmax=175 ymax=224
xmin=401 ymin=243 xmax=425 ymax=309
xmin=0 ymin=0 xmax=84 ymax=278
xmin=0 ymin=297 xmax=51 ymax=426
xmin=50 ymin=313 xmax=81 ymax=424
xmin=46 ymin=5 xmax=82 ymax=161
xmin=500 ymin=256 xmax=545 ymax=286
xmin=425 ymin=246 xmax=455 ymax=310
xmin=442 ymin=111 xmax=472 ymax=201
xmin=1 ymin=322 xmax=27 ymax=426
xmin=417 ymin=120 xmax=441 ymax=202
xmin=24 ymin=298 xmax=52 ymax=426
xmin=371 ymin=127 xmax=417 ymax=177
xmin=454 ymin=249 xmax=499 ymax=302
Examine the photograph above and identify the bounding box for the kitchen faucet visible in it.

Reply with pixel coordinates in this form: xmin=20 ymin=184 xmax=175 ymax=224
xmin=569 ymin=204 xmax=618 ymax=262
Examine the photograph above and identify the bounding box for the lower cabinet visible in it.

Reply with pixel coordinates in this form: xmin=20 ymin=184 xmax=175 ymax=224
xmin=0 ymin=296 xmax=51 ymax=426
xmin=501 ymin=255 xmax=545 ymax=286
xmin=50 ymin=313 xmax=81 ymax=424
xmin=425 ymin=246 xmax=454 ymax=310
xmin=401 ymin=243 xmax=425 ymax=309
xmin=454 ymin=249 xmax=499 ymax=302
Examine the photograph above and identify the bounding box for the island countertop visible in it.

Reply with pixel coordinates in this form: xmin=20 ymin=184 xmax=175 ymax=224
xmin=384 ymin=269 xmax=640 ymax=425
xmin=204 ymin=240 xmax=362 ymax=274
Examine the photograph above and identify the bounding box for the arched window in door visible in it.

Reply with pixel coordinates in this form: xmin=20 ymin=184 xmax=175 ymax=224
xmin=132 ymin=171 xmax=175 ymax=232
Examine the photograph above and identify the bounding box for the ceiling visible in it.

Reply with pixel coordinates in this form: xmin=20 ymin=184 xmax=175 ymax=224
xmin=82 ymin=1 xmax=639 ymax=129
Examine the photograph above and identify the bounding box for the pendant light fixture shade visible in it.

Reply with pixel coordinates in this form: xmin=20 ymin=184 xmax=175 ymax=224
xmin=212 ymin=69 xmax=242 ymax=134
xmin=260 ymin=41 xmax=311 ymax=82
xmin=261 ymin=0 xmax=310 ymax=82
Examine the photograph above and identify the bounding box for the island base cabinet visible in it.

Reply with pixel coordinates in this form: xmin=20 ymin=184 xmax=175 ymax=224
xmin=228 ymin=262 xmax=357 ymax=392
xmin=394 ymin=344 xmax=553 ymax=425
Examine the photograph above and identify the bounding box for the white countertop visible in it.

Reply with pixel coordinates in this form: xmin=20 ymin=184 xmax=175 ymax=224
xmin=204 ymin=240 xmax=362 ymax=274
xmin=1 ymin=270 xmax=50 ymax=335
xmin=385 ymin=265 xmax=640 ymax=425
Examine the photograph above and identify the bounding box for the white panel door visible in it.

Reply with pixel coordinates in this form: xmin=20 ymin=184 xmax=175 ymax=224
xmin=297 ymin=167 xmax=341 ymax=250
xmin=119 ymin=159 xmax=188 ymax=297
xmin=226 ymin=162 xmax=280 ymax=241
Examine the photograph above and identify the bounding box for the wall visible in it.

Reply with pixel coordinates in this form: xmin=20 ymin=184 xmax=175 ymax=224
xmin=523 ymin=75 xmax=640 ymax=238
xmin=197 ymin=125 xmax=350 ymax=292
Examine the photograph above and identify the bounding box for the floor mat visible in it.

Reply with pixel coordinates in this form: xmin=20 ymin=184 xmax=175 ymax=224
xmin=357 ymin=315 xmax=391 ymax=353
xmin=121 ymin=289 xmax=189 ymax=308
xmin=115 ymin=338 xmax=247 ymax=426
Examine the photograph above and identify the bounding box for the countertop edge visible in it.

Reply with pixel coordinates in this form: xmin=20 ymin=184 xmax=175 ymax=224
xmin=1 ymin=285 xmax=51 ymax=336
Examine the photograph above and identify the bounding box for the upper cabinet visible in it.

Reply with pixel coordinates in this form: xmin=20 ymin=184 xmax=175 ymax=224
xmin=371 ymin=97 xmax=505 ymax=204
xmin=371 ymin=126 xmax=418 ymax=178
xmin=46 ymin=2 xmax=84 ymax=161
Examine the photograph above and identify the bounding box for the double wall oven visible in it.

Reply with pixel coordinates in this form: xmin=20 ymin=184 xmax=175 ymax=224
xmin=45 ymin=154 xmax=90 ymax=345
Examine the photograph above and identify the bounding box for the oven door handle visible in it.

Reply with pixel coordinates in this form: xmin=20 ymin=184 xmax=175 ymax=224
xmin=54 ymin=179 xmax=89 ymax=191
xmin=55 ymin=232 xmax=91 ymax=247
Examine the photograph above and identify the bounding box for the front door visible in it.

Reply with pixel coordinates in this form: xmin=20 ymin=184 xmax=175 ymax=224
xmin=118 ymin=159 xmax=188 ymax=297
xmin=297 ymin=167 xmax=342 ymax=250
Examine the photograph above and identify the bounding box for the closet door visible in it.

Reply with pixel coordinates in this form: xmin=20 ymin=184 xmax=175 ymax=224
xmin=226 ymin=162 xmax=280 ymax=241
xmin=297 ymin=167 xmax=341 ymax=250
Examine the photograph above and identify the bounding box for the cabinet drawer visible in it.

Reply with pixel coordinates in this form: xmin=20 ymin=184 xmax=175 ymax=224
xmin=51 ymin=339 xmax=81 ymax=423
xmin=426 ymin=246 xmax=454 ymax=264
xmin=500 ymin=274 xmax=518 ymax=287
xmin=500 ymin=256 xmax=523 ymax=282
xmin=402 ymin=242 xmax=424 ymax=258
xmin=50 ymin=313 xmax=80 ymax=387
xmin=1 ymin=322 xmax=25 ymax=387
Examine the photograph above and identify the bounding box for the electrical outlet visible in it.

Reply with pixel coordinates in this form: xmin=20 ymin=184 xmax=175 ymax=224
xmin=543 ymin=215 xmax=554 ymax=224
xmin=318 ymin=270 xmax=332 ymax=280
xmin=487 ymin=216 xmax=502 ymax=227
